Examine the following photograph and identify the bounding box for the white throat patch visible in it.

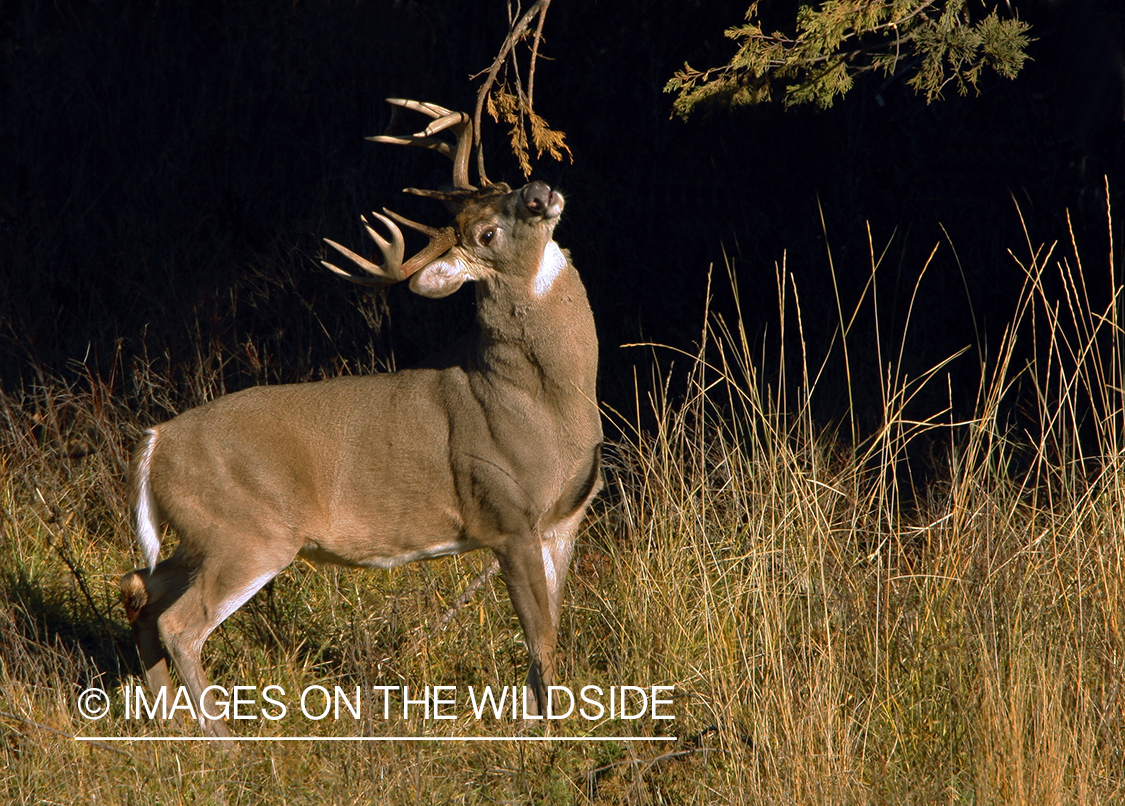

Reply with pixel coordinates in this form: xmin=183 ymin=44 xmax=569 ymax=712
xmin=533 ymin=241 xmax=566 ymax=298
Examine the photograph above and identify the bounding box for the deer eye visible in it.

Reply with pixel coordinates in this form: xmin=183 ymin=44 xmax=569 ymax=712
xmin=480 ymin=228 xmax=496 ymax=246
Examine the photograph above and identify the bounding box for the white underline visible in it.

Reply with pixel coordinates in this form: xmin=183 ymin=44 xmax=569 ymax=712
xmin=77 ymin=735 xmax=677 ymax=743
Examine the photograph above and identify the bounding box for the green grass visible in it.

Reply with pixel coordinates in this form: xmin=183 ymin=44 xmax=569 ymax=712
xmin=2 ymin=211 xmax=1124 ymax=804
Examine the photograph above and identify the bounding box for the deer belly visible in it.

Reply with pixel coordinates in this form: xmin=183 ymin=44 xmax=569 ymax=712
xmin=367 ymin=539 xmax=480 ymax=568
xmin=297 ymin=531 xmax=481 ymax=569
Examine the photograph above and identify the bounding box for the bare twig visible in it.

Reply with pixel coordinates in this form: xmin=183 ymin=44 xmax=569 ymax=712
xmin=436 ymin=558 xmax=500 ymax=631
xmin=526 ymin=0 xmax=552 ymax=110
xmin=33 ymin=491 xmax=129 ymax=668
xmin=471 ymin=0 xmax=550 ymax=183
xmin=0 ymin=709 xmax=136 ymax=759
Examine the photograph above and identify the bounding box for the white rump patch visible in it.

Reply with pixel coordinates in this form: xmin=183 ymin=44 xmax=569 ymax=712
xmin=135 ymin=429 xmax=162 ymax=570
xmin=533 ymin=241 xmax=566 ymax=298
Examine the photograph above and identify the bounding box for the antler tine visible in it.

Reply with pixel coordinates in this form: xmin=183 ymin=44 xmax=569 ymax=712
xmin=326 ymin=99 xmax=479 ymax=287
xmin=368 ymin=98 xmax=476 ymax=191
xmin=321 ymin=211 xmax=406 ymax=286
xmin=322 ymin=209 xmax=457 ymax=287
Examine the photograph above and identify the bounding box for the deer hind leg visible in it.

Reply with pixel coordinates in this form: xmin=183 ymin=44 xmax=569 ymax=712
xmin=160 ymin=548 xmax=294 ymax=736
xmin=120 ymin=552 xmax=194 ymax=719
xmin=123 ymin=542 xmax=293 ymax=736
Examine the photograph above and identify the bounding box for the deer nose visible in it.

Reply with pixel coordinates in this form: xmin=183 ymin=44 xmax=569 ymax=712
xmin=521 ymin=181 xmax=552 ymax=214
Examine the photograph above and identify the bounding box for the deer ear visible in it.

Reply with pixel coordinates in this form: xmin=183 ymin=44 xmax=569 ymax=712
xmin=409 ymin=256 xmax=471 ymax=298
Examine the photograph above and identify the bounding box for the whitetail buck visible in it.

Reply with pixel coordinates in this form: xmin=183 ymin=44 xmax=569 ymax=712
xmin=119 ymin=99 xmax=602 ymax=736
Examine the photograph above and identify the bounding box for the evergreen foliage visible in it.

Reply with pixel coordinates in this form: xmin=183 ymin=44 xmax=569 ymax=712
xmin=486 ymin=86 xmax=573 ymax=178
xmin=666 ymin=0 xmax=1032 ymax=115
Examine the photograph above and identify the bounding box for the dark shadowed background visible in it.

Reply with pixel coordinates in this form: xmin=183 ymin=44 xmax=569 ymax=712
xmin=2 ymin=0 xmax=1122 ymax=441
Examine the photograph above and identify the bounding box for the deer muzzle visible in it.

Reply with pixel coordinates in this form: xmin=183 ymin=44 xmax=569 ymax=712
xmin=521 ymin=180 xmax=563 ymax=219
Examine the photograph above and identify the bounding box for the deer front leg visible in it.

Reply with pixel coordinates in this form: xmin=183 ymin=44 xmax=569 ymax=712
xmin=540 ymin=510 xmax=584 ymax=630
xmin=496 ymin=536 xmax=557 ymax=718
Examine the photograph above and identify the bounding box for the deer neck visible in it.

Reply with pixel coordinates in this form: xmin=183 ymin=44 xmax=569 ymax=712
xmin=472 ymin=243 xmax=597 ymax=402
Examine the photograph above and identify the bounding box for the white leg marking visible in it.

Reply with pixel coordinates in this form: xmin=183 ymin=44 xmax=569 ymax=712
xmin=210 ymin=572 xmax=278 ymax=628
xmin=541 ymin=542 xmax=557 ymax=593
xmin=135 ymin=429 xmax=162 ymax=570
xmin=533 ymin=241 xmax=566 ymax=298
xmin=541 ymin=513 xmax=582 ymax=624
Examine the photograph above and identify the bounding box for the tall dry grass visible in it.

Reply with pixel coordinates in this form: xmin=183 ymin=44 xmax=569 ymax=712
xmin=593 ymin=203 xmax=1124 ymax=803
xmin=1 ymin=207 xmax=1123 ymax=803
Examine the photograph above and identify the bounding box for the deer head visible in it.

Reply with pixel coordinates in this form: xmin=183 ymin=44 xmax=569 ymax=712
xmin=321 ymin=99 xmax=566 ymax=302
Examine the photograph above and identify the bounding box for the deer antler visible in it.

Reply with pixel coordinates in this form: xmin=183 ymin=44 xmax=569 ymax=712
xmin=322 ymin=210 xmax=456 ymax=286
xmin=324 ymin=99 xmax=489 ymax=286
xmin=369 ymin=98 xmax=484 ymax=191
